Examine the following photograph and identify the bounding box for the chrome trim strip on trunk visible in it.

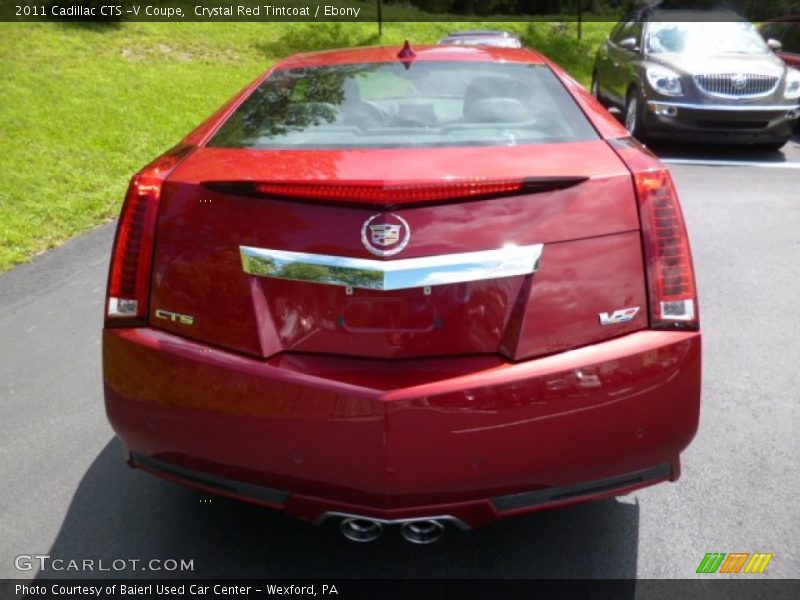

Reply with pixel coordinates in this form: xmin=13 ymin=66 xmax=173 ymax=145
xmin=240 ymin=244 xmax=544 ymax=291
xmin=647 ymin=100 xmax=799 ymax=112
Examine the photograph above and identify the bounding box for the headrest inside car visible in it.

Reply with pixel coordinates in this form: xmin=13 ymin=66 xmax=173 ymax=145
xmin=464 ymin=98 xmax=531 ymax=123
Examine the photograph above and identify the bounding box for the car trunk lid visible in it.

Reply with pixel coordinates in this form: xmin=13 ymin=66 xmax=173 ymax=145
xmin=149 ymin=141 xmax=648 ymax=360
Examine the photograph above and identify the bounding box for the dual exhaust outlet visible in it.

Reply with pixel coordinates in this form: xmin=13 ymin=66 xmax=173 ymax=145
xmin=339 ymin=517 xmax=446 ymax=544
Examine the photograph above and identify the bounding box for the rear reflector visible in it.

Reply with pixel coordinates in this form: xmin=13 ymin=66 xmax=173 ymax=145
xmin=106 ymin=145 xmax=194 ymax=324
xmin=204 ymin=177 xmax=588 ymax=208
xmin=635 ymin=169 xmax=698 ymax=329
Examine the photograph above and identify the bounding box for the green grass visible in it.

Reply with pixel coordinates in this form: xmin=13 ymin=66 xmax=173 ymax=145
xmin=0 ymin=19 xmax=613 ymax=271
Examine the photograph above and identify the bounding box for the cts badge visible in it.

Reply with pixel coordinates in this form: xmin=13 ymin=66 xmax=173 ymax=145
xmin=154 ymin=309 xmax=194 ymax=325
xmin=599 ymin=307 xmax=640 ymax=326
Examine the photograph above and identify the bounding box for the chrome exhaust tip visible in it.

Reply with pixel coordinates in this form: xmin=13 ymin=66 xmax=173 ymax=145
xmin=400 ymin=519 xmax=445 ymax=544
xmin=339 ymin=518 xmax=383 ymax=543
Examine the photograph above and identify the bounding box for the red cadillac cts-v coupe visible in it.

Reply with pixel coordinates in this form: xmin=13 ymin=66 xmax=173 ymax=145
xmin=103 ymin=43 xmax=701 ymax=544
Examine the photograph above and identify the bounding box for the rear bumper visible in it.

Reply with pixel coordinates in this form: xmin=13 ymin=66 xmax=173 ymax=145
xmin=644 ymin=100 xmax=799 ymax=144
xmin=103 ymin=327 xmax=701 ymax=527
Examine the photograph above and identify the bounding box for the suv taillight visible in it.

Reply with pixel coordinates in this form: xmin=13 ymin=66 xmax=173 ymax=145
xmin=635 ymin=169 xmax=699 ymax=330
xmin=105 ymin=145 xmax=193 ymax=326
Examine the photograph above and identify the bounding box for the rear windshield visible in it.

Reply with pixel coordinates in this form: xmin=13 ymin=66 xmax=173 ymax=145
xmin=208 ymin=61 xmax=598 ymax=149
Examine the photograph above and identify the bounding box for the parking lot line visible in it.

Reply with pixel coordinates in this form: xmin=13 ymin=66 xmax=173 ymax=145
xmin=662 ymin=158 xmax=800 ymax=169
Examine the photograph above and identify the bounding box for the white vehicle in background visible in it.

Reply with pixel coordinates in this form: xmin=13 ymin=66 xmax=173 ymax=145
xmin=438 ymin=29 xmax=523 ymax=48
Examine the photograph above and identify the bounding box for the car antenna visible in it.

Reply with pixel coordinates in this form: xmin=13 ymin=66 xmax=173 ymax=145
xmin=397 ymin=40 xmax=416 ymax=70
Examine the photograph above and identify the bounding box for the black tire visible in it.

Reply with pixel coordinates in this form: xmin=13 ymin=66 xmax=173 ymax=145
xmin=624 ymin=87 xmax=647 ymax=142
xmin=591 ymin=73 xmax=607 ymax=108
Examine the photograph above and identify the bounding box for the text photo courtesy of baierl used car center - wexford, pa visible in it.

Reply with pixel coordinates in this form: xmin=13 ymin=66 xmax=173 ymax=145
xmin=0 ymin=1 xmax=799 ymax=599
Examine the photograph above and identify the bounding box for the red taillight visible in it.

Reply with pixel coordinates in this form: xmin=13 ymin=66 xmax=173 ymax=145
xmin=106 ymin=145 xmax=193 ymax=325
xmin=253 ymin=179 xmax=524 ymax=206
xmin=635 ymin=169 xmax=699 ymax=330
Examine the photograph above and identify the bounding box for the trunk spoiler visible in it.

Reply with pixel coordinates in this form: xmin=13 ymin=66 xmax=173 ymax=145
xmin=204 ymin=176 xmax=588 ymax=209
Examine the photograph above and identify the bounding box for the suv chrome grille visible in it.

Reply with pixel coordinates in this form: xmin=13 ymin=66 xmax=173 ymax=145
xmin=694 ymin=73 xmax=779 ymax=98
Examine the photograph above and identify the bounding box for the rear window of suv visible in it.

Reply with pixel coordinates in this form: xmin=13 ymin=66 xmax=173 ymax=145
xmin=208 ymin=61 xmax=599 ymax=149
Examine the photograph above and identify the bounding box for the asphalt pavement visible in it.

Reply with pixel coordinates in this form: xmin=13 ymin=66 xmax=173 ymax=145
xmin=1 ymin=136 xmax=799 ymax=581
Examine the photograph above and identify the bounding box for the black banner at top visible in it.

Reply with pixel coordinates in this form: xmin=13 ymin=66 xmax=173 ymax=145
xmin=1 ymin=0 xmax=800 ymax=23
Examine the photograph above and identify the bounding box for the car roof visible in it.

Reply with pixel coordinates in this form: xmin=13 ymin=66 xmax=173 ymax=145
xmin=273 ymin=44 xmax=544 ymax=70
xmin=643 ymin=9 xmax=747 ymax=22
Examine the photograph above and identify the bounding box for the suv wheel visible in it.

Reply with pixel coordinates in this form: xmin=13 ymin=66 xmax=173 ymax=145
xmin=624 ymin=87 xmax=647 ymax=141
xmin=591 ymin=73 xmax=606 ymax=107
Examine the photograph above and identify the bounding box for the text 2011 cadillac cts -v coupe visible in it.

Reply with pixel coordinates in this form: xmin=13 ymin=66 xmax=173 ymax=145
xmin=103 ymin=43 xmax=701 ymax=544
